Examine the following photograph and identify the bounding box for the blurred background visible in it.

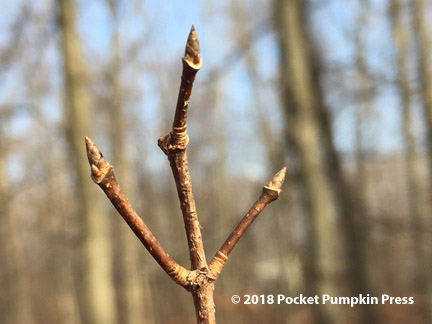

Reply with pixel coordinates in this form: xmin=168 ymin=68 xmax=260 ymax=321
xmin=1 ymin=0 xmax=432 ymax=323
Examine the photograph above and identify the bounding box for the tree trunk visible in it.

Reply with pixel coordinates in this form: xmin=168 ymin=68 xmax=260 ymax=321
xmin=58 ymin=0 xmax=116 ymax=323
xmin=391 ymin=0 xmax=426 ymax=289
xmin=0 ymin=130 xmax=34 ymax=324
xmin=411 ymin=0 xmax=432 ymax=321
xmin=274 ymin=1 xmax=347 ymax=323
xmin=107 ymin=3 xmax=154 ymax=323
xmin=337 ymin=5 xmax=378 ymax=322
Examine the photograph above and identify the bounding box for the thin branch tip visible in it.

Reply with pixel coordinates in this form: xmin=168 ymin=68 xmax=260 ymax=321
xmin=265 ymin=166 xmax=287 ymax=192
xmin=84 ymin=136 xmax=102 ymax=165
xmin=210 ymin=167 xmax=286 ymax=278
xmin=85 ymin=142 xmax=189 ymax=287
xmin=85 ymin=136 xmax=111 ymax=183
xmin=185 ymin=25 xmax=202 ymax=68
xmin=84 ymin=135 xmax=92 ymax=149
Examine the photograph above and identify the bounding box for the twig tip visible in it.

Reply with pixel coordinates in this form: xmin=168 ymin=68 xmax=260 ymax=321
xmin=85 ymin=136 xmax=94 ymax=154
xmin=184 ymin=24 xmax=202 ymax=68
xmin=84 ymin=137 xmax=111 ymax=184
xmin=85 ymin=135 xmax=98 ymax=160
xmin=84 ymin=136 xmax=105 ymax=168
xmin=265 ymin=166 xmax=287 ymax=193
xmin=84 ymin=136 xmax=91 ymax=147
xmin=84 ymin=136 xmax=95 ymax=150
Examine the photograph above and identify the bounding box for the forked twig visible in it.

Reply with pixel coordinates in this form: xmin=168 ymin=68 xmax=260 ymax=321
xmin=85 ymin=25 xmax=286 ymax=324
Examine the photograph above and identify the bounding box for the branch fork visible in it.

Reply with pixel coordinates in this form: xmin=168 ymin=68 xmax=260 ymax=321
xmin=85 ymin=25 xmax=286 ymax=324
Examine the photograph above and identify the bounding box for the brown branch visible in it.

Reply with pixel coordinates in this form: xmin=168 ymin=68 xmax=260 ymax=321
xmin=85 ymin=136 xmax=191 ymax=287
xmin=173 ymin=24 xmax=202 ymax=130
xmin=85 ymin=26 xmax=287 ymax=324
xmin=158 ymin=25 xmax=207 ymax=270
xmin=208 ymin=167 xmax=287 ymax=278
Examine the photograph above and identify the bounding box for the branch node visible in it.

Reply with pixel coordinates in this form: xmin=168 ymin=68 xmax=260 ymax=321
xmin=209 ymin=251 xmax=228 ymax=278
xmin=187 ymin=268 xmax=214 ymax=288
xmin=172 ymin=125 xmax=189 ymax=143
xmin=157 ymin=129 xmax=190 ymax=155
xmin=168 ymin=264 xmax=191 ymax=288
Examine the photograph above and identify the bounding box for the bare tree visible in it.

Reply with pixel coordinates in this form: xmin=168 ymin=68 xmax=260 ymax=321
xmin=344 ymin=3 xmax=379 ymax=323
xmin=104 ymin=1 xmax=152 ymax=323
xmin=411 ymin=0 xmax=432 ymax=320
xmin=390 ymin=0 xmax=428 ymax=308
xmin=0 ymin=124 xmax=34 ymax=324
xmin=0 ymin=7 xmax=36 ymax=323
xmin=85 ymin=26 xmax=285 ymax=324
xmin=230 ymin=1 xmax=283 ymax=172
xmin=274 ymin=0 xmax=375 ymax=323
xmin=58 ymin=0 xmax=116 ymax=323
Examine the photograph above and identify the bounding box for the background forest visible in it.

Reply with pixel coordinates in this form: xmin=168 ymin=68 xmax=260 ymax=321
xmin=1 ymin=0 xmax=432 ymax=323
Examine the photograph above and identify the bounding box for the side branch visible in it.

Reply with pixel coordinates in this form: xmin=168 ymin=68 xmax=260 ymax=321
xmin=158 ymin=26 xmax=207 ymax=270
xmin=208 ymin=167 xmax=287 ymax=278
xmin=85 ymin=136 xmax=191 ymax=287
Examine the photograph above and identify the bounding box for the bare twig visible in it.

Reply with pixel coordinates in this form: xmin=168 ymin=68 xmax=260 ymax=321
xmin=85 ymin=136 xmax=190 ymax=287
xmin=85 ymin=26 xmax=286 ymax=324
xmin=173 ymin=25 xmax=202 ymax=130
xmin=158 ymin=25 xmax=207 ymax=271
xmin=209 ymin=167 xmax=287 ymax=278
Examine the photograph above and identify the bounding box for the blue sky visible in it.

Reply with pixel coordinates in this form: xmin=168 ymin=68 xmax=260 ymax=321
xmin=1 ymin=0 xmax=427 ymax=181
xmin=77 ymin=0 xmax=415 ymax=152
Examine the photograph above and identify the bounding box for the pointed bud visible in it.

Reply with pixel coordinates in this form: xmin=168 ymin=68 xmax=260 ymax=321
xmin=264 ymin=167 xmax=287 ymax=194
xmin=85 ymin=136 xmax=111 ymax=184
xmin=184 ymin=25 xmax=202 ymax=69
xmin=85 ymin=136 xmax=103 ymax=166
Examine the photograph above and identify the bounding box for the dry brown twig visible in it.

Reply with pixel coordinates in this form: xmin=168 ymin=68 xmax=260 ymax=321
xmin=85 ymin=25 xmax=286 ymax=324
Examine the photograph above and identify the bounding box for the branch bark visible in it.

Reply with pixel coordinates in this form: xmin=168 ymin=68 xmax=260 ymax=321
xmin=209 ymin=167 xmax=286 ymax=278
xmin=85 ymin=137 xmax=190 ymax=287
xmin=85 ymin=25 xmax=285 ymax=324
xmin=158 ymin=25 xmax=207 ymax=271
